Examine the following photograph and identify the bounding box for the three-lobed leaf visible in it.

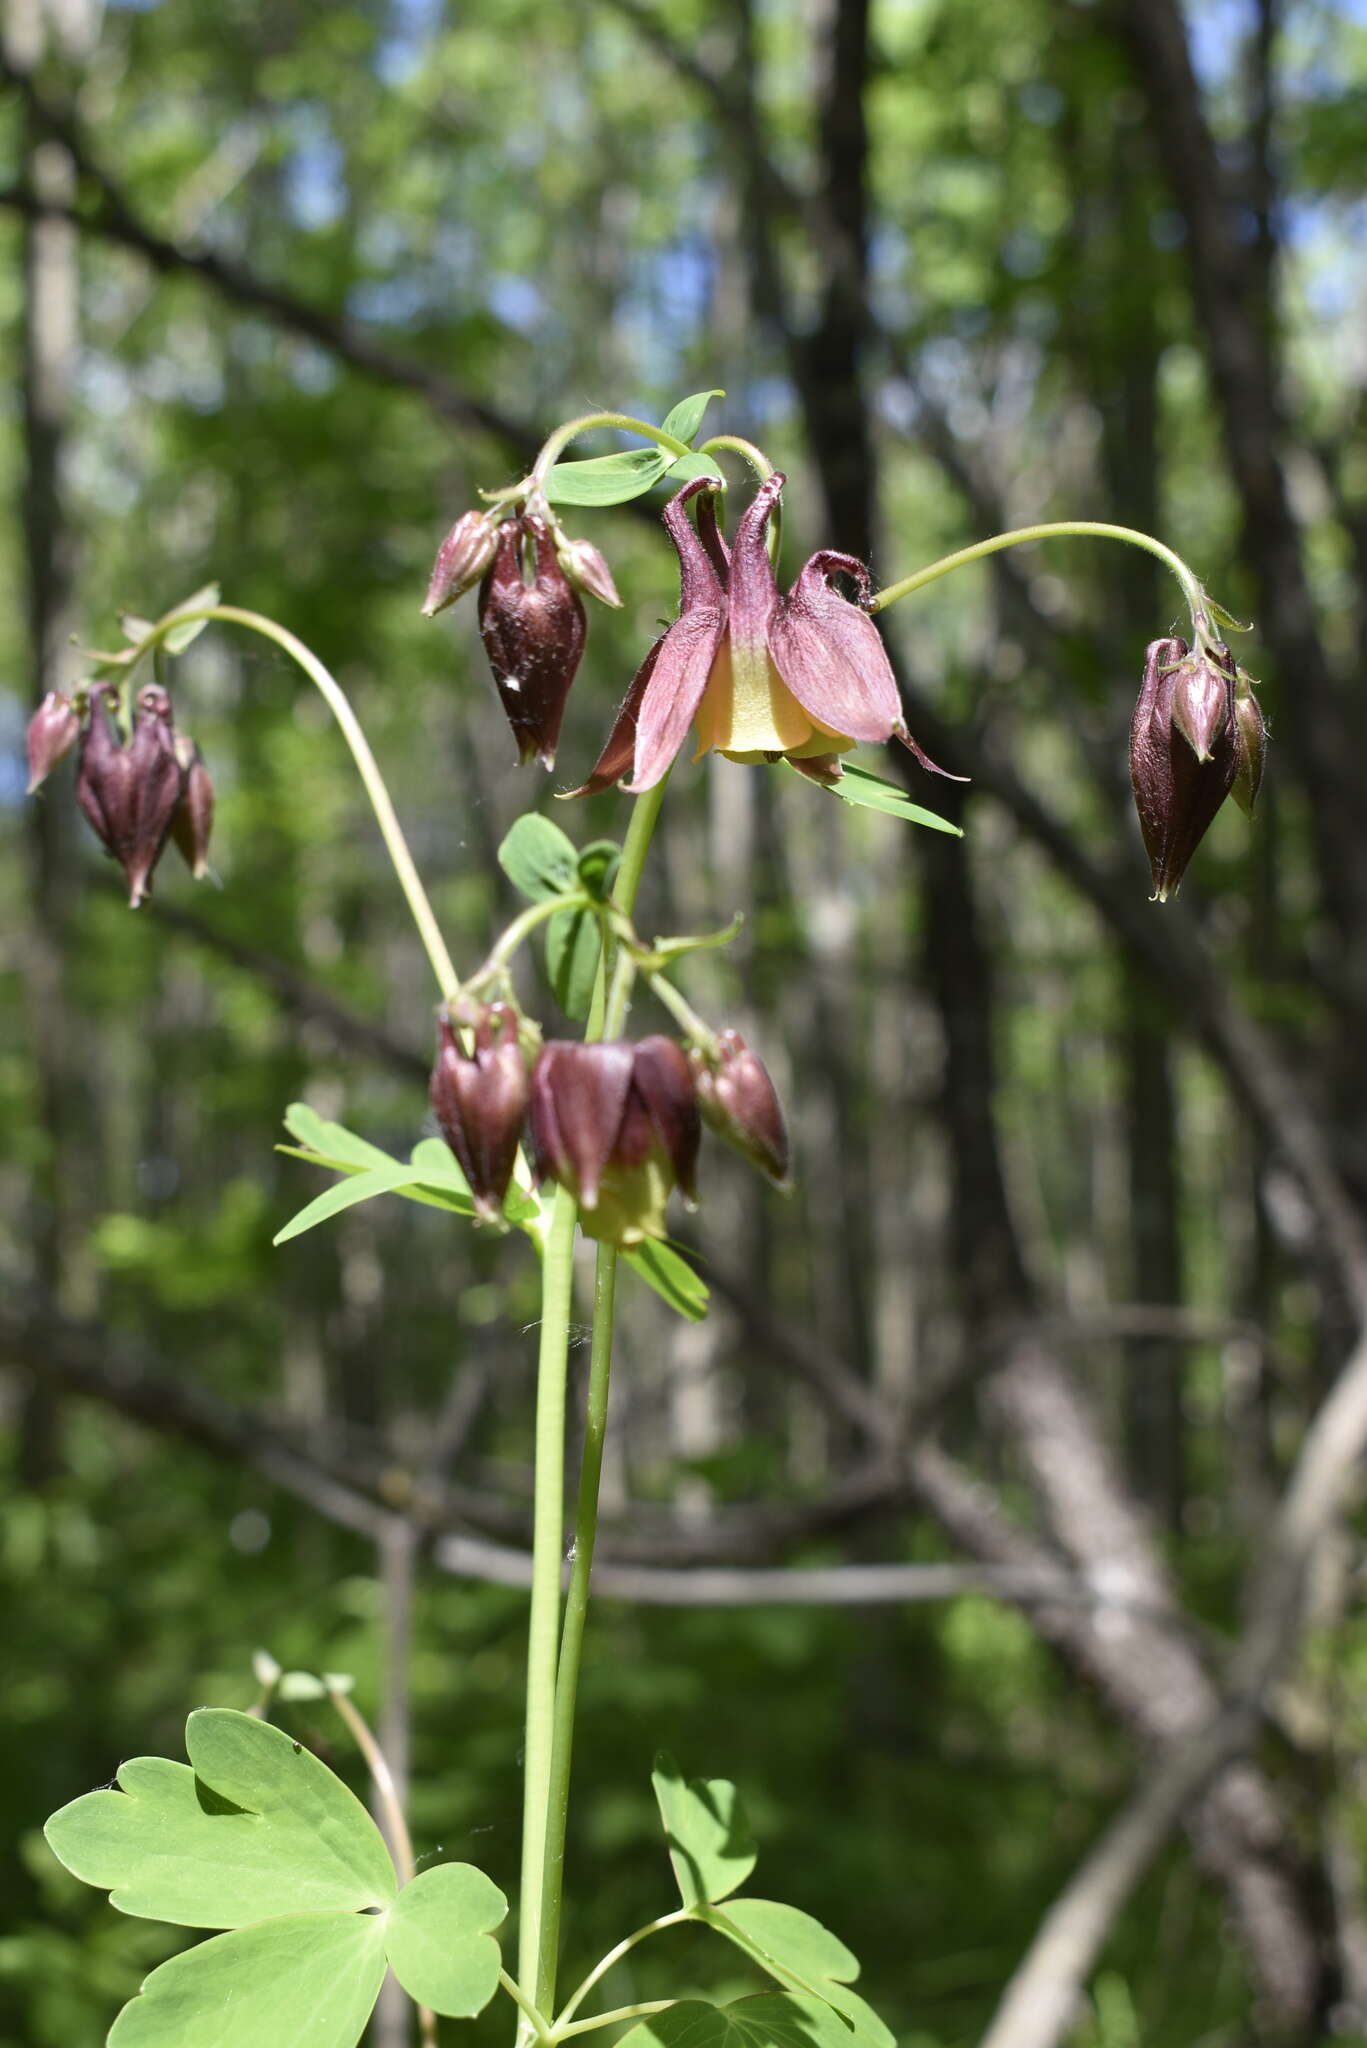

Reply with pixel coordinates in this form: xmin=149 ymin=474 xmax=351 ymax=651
xmin=44 ymin=1710 xmax=396 ymax=1928
xmin=107 ymin=1913 xmax=389 ymax=2048
xmin=274 ymin=1108 xmax=539 ymax=1241
xmin=652 ymin=1753 xmax=756 ymax=1906
xmin=383 ymin=1861 xmax=507 ymax=2017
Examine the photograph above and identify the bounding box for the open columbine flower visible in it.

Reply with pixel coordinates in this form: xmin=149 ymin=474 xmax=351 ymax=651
xmin=571 ymin=474 xmax=953 ymax=795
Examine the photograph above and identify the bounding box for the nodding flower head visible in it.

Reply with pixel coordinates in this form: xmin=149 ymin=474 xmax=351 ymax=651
xmin=430 ymin=1004 xmax=530 ymax=1225
xmin=26 ymin=691 xmax=81 ymax=793
xmin=569 ymin=474 xmax=956 ymax=797
xmin=76 ymin=683 xmax=185 ymax=907
xmin=527 ymin=1036 xmax=700 ymax=1245
xmin=1129 ymin=637 xmax=1240 ymax=901
xmin=477 ymin=514 xmax=587 ymax=770
xmin=689 ymin=1030 xmax=790 ymax=1190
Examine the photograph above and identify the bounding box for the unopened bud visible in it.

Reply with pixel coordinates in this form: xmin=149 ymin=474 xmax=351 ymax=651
xmin=430 ymin=1005 xmax=529 ymax=1225
xmin=1230 ymin=672 xmax=1267 ymax=818
xmin=528 ymin=1037 xmax=699 ymax=1245
xmin=556 ymin=536 xmax=622 ymax=608
xmin=423 ymin=509 xmax=500 ymax=616
xmin=690 ymin=1031 xmax=790 ymax=1189
xmin=1169 ymin=646 xmax=1234 ymax=762
xmin=171 ymin=736 xmax=216 ymax=880
xmin=478 ymin=515 xmax=587 ymax=769
xmin=26 ymin=691 xmax=80 ymax=792
xmin=76 ymin=684 xmax=185 ymax=907
xmin=1130 ymin=637 xmax=1238 ymax=901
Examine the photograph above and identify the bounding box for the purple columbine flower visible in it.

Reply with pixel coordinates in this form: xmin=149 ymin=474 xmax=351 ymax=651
xmin=170 ymin=735 xmax=216 ymax=880
xmin=76 ymin=684 xmax=185 ymax=907
xmin=430 ymin=1004 xmax=530 ymax=1225
xmin=1129 ymin=636 xmax=1241 ymax=900
xmin=26 ymin=690 xmax=81 ymax=793
xmin=570 ymin=474 xmax=954 ymax=795
xmin=527 ymin=1036 xmax=700 ymax=1245
xmin=689 ymin=1030 xmax=790 ymax=1190
xmin=477 ymin=514 xmax=587 ymax=770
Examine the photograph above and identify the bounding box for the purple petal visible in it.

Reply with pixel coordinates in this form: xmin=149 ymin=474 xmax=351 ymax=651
xmin=696 ymin=490 xmax=730 ymax=584
xmin=563 ymin=635 xmax=664 ymax=798
xmin=630 ymin=1037 xmax=701 ymax=1202
xmin=661 ymin=478 xmax=727 ymax=612
xmin=624 ymin=606 xmax=727 ymax=791
xmin=726 ymin=473 xmax=785 ymax=665
xmin=540 ymin=1042 xmax=635 ymax=1209
xmin=767 ymin=554 xmax=902 ymax=742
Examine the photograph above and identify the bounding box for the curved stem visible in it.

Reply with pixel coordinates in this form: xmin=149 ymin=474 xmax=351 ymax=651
xmin=642 ymin=970 xmax=716 ymax=1051
xmin=502 ymin=1970 xmax=554 ymax=2044
xmin=867 ymin=521 xmax=1207 ymax=626
xmin=555 ymin=2004 xmax=677 ymax=2041
xmin=135 ymin=605 xmax=461 ymax=1000
xmin=698 ymin=434 xmax=774 ymax=483
xmin=518 ymin=1184 xmax=581 ymax=2014
xmin=470 ymin=893 xmax=591 ymax=992
xmin=530 ymin=412 xmax=693 ymax=491
xmin=531 ymin=775 xmax=671 ymax=2017
xmin=555 ymin=1909 xmax=694 ymax=2029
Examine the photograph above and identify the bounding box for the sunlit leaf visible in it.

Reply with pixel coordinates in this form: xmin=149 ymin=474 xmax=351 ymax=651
xmin=660 ymin=391 xmax=725 ymax=446
xmin=546 ymin=903 xmax=601 ymax=1022
xmin=162 ymin=583 xmax=223 ymax=653
xmin=662 ymin=451 xmax=727 ymax=488
xmin=383 ymin=1862 xmax=507 ymax=2018
xmin=618 ymin=1994 xmax=874 ymax=2048
xmin=544 ymin=449 xmax=670 ymax=506
xmin=107 ymin=1912 xmax=387 ymax=2048
xmin=624 ymin=1240 xmax=710 ymax=1322
xmin=652 ymin=1753 xmax=755 ymax=1906
xmin=499 ymin=813 xmax=580 ymax=902
xmin=44 ymin=1710 xmax=395 ymax=1928
xmin=700 ymin=1902 xmax=891 ymax=2048
xmin=282 ymin=1104 xmax=396 ymax=1172
xmin=815 ymin=761 xmax=963 ymax=835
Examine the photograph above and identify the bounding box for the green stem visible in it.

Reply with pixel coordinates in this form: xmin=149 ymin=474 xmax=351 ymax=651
xmin=529 ymin=412 xmax=693 ymax=492
xmin=555 ymin=2004 xmax=677 ymax=2041
xmin=470 ymin=893 xmax=592 ymax=992
xmin=502 ymin=1970 xmax=553 ymax=2044
xmin=134 ymin=605 xmax=462 ymax=1000
xmin=643 ymin=970 xmax=717 ymax=1052
xmin=555 ymin=1909 xmax=694 ymax=2029
xmin=531 ymin=775 xmax=670 ymax=2017
xmin=698 ymin=433 xmax=774 ymax=482
xmin=518 ymin=1184 xmax=581 ymax=2012
xmin=867 ymin=520 xmax=1207 ymax=625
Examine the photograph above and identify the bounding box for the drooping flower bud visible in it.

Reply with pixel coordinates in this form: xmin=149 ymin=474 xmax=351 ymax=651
xmin=76 ymin=684 xmax=186 ymax=907
xmin=555 ymin=536 xmax=622 ymax=608
xmin=422 ymin=509 xmax=500 ymax=616
xmin=477 ymin=514 xmax=587 ymax=769
xmin=528 ymin=1036 xmax=700 ymax=1245
xmin=26 ymin=690 xmax=81 ymax=792
xmin=1229 ymin=671 xmax=1268 ymax=818
xmin=689 ymin=1030 xmax=790 ymax=1190
xmin=1129 ymin=636 xmax=1239 ymax=901
xmin=170 ymin=735 xmax=216 ymax=880
xmin=429 ymin=1005 xmax=529 ymax=1225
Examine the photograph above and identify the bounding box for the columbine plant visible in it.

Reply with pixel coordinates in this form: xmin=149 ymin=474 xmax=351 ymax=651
xmin=34 ymin=391 xmax=1265 ymax=2048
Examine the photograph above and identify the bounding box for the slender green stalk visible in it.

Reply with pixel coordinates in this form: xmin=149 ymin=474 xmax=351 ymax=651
xmin=518 ymin=1185 xmax=581 ymax=2012
xmin=698 ymin=433 xmax=774 ymax=482
xmin=555 ymin=1909 xmax=693 ymax=2028
xmin=555 ymin=2003 xmax=677 ymax=2040
xmin=643 ymin=970 xmax=716 ymax=1052
xmin=531 ymin=776 xmax=671 ymax=2016
xmin=528 ymin=412 xmax=693 ymax=493
xmin=867 ymin=520 xmax=1207 ymax=624
xmin=469 ymin=892 xmax=591 ymax=992
xmin=134 ymin=604 xmax=461 ymax=1000
xmin=501 ymin=1970 xmax=553 ymax=2044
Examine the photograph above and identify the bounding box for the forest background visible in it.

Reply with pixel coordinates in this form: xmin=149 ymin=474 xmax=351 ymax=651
xmin=3 ymin=0 xmax=1367 ymax=2044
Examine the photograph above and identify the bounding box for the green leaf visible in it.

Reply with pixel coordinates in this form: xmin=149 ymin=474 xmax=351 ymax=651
xmin=499 ymin=812 xmax=580 ymax=902
xmin=546 ymin=903 xmax=602 ymax=1022
xmin=107 ymin=1912 xmax=387 ymax=2048
xmin=652 ymin=1754 xmax=755 ymax=1906
xmin=383 ymin=1862 xmax=507 ymax=2018
xmin=410 ymin=1134 xmax=472 ymax=1191
xmin=162 ymin=583 xmax=222 ymax=654
xmin=44 ymin=1709 xmax=395 ymax=1928
xmin=818 ymin=761 xmax=963 ymax=835
xmin=273 ymin=1162 xmax=460 ymax=1244
xmin=618 ymin=1994 xmax=875 ymax=2048
xmin=274 ymin=1670 xmax=354 ymax=1702
xmin=660 ymin=390 xmax=724 ymax=446
xmin=576 ymin=838 xmax=622 ymax=901
xmin=700 ymin=1902 xmax=892 ymax=2048
xmin=623 ymin=1240 xmax=710 ymax=1322
xmin=663 ymin=451 xmax=727 ymax=488
xmin=119 ymin=613 xmax=157 ymax=643
xmin=544 ymin=449 xmax=670 ymax=507
xmin=283 ymin=1104 xmax=396 ymax=1172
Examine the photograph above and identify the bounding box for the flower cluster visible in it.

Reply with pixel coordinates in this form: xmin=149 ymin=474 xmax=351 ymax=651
xmin=429 ymin=1007 xmax=788 ymax=1245
xmin=425 ymin=474 xmax=951 ymax=794
xmin=27 ymin=681 xmax=215 ymax=907
xmin=1129 ymin=636 xmax=1266 ymax=899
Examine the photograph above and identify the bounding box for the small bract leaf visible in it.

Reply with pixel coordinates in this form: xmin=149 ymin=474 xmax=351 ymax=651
xmin=162 ymin=583 xmax=222 ymax=654
xmin=818 ymin=761 xmax=963 ymax=834
xmin=624 ymin=1240 xmax=710 ymax=1322
xmin=384 ymin=1862 xmax=507 ymax=2018
xmin=660 ymin=390 xmax=725 ymax=446
xmin=107 ymin=1912 xmax=387 ymax=2048
xmin=576 ymin=838 xmax=622 ymax=901
xmin=662 ymin=451 xmax=727 ymax=487
xmin=499 ymin=812 xmax=580 ymax=902
xmin=44 ymin=1710 xmax=395 ymax=1928
xmin=618 ymin=1993 xmax=871 ymax=2048
xmin=653 ymin=1754 xmax=756 ymax=1906
xmin=546 ymin=903 xmax=601 ymax=1022
xmin=544 ymin=449 xmax=670 ymax=507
